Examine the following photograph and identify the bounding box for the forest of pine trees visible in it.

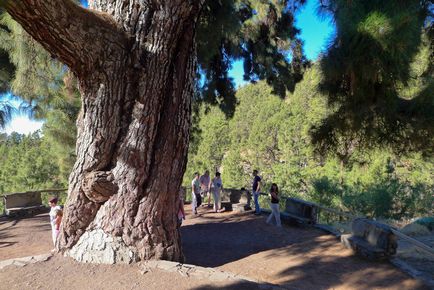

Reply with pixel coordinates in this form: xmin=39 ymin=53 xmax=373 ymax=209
xmin=184 ymin=74 xmax=433 ymax=220
xmin=0 ymin=1 xmax=432 ymax=222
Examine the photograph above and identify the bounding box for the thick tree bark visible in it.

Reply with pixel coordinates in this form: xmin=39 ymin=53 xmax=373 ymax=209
xmin=5 ymin=0 xmax=202 ymax=263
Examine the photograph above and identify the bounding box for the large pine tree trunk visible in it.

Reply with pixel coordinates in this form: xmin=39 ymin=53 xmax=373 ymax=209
xmin=61 ymin=2 xmax=201 ymax=263
xmin=6 ymin=0 xmax=202 ymax=263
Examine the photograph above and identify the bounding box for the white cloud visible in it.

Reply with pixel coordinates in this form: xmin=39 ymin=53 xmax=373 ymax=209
xmin=2 ymin=116 xmax=44 ymax=135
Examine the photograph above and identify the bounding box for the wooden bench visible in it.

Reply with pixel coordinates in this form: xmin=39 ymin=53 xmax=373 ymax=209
xmin=341 ymin=218 xmax=397 ymax=260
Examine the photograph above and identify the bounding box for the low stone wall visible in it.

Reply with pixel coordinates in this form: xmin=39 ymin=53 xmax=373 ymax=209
xmin=352 ymin=218 xmax=397 ymax=255
xmin=284 ymin=197 xmax=318 ymax=224
xmin=181 ymin=187 xmax=251 ymax=204
xmin=220 ymin=188 xmax=250 ymax=204
xmin=3 ymin=192 xmax=46 ymax=217
xmin=4 ymin=192 xmax=42 ymax=209
xmin=341 ymin=218 xmax=397 ymax=260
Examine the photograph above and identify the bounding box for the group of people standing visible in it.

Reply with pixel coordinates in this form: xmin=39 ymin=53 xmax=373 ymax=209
xmin=189 ymin=169 xmax=281 ymax=227
xmin=191 ymin=170 xmax=224 ymax=214
xmin=48 ymin=170 xmax=281 ymax=249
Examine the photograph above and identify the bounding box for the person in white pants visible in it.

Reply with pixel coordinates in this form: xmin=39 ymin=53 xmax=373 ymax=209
xmin=266 ymin=183 xmax=281 ymax=227
xmin=48 ymin=197 xmax=62 ymax=248
xmin=211 ymin=172 xmax=223 ymax=212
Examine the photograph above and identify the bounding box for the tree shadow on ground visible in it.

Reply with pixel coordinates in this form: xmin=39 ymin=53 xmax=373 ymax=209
xmin=181 ymin=212 xmax=429 ymax=289
xmin=0 ymin=241 xmax=17 ymax=248
xmin=0 ymin=214 xmax=50 ymax=250
xmin=263 ymin=243 xmax=429 ymax=290
xmin=191 ymin=280 xmax=265 ymax=290
xmin=0 ymin=218 xmax=17 ymax=245
xmin=181 ymin=213 xmax=320 ymax=268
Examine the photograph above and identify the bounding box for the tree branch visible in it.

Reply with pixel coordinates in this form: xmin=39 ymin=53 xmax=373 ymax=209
xmin=4 ymin=0 xmax=130 ymax=77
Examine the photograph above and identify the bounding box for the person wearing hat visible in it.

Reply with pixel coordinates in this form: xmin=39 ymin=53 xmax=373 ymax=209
xmin=48 ymin=197 xmax=63 ymax=248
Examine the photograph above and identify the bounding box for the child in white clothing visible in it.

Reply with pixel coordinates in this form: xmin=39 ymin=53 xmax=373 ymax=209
xmin=48 ymin=197 xmax=63 ymax=248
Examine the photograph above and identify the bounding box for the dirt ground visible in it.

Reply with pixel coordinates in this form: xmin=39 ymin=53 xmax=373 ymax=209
xmin=0 ymin=207 xmax=429 ymax=289
xmin=0 ymin=212 xmax=52 ymax=260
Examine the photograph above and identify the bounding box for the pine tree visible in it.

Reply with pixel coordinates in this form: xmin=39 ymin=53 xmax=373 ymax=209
xmin=0 ymin=15 xmax=15 ymax=129
xmin=0 ymin=10 xmax=80 ymax=178
xmin=197 ymin=0 xmax=308 ymax=116
xmin=312 ymin=0 xmax=433 ymax=156
xmin=0 ymin=11 xmax=65 ymax=113
xmin=187 ymin=72 xmax=433 ymax=220
xmin=0 ymin=8 xmax=14 ymax=95
xmin=0 ymin=132 xmax=62 ymax=193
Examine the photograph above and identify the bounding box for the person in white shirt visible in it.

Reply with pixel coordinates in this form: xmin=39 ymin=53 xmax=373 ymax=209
xmin=191 ymin=172 xmax=201 ymax=215
xmin=48 ymin=197 xmax=62 ymax=248
xmin=211 ymin=172 xmax=224 ymax=213
xmin=199 ymin=170 xmax=211 ymax=207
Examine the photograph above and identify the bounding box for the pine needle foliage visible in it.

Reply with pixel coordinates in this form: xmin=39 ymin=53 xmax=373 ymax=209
xmin=313 ymin=0 xmax=433 ymax=156
xmin=0 ymin=12 xmax=65 ymax=117
xmin=197 ymin=0 xmax=309 ymax=116
xmin=0 ymin=48 xmax=14 ymax=94
xmin=0 ymin=97 xmax=14 ymax=129
xmin=0 ymin=132 xmax=63 ymax=193
xmin=0 ymin=11 xmax=80 ymax=181
xmin=185 ymin=75 xmax=434 ymax=219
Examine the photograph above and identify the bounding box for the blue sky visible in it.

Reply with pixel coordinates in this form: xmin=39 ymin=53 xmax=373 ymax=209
xmin=0 ymin=93 xmax=44 ymax=135
xmin=1 ymin=0 xmax=334 ymax=135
